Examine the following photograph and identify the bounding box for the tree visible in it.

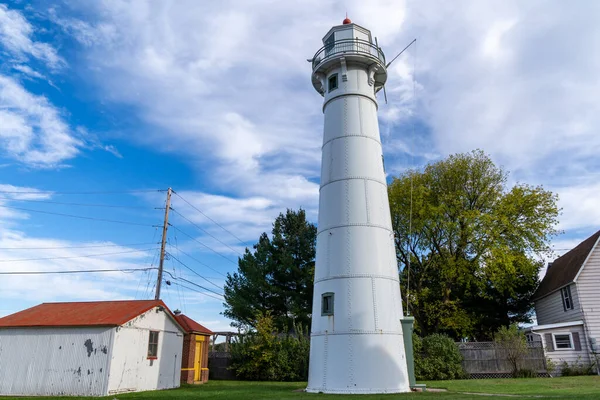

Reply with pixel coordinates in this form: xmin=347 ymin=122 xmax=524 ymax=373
xmin=229 ymin=312 xmax=310 ymax=381
xmin=223 ymin=209 xmax=316 ymax=331
xmin=389 ymin=150 xmax=560 ymax=340
xmin=494 ymin=324 xmax=529 ymax=376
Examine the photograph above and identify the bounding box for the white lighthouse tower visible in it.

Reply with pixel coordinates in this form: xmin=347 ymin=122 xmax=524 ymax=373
xmin=307 ymin=17 xmax=410 ymax=394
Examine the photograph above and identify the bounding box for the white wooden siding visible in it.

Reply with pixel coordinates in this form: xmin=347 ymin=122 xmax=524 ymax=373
xmin=534 ymin=324 xmax=590 ymax=375
xmin=107 ymin=307 xmax=183 ymax=394
xmin=0 ymin=327 xmax=113 ymax=396
xmin=574 ymin=242 xmax=600 ymax=368
xmin=535 ymin=284 xmax=582 ymax=325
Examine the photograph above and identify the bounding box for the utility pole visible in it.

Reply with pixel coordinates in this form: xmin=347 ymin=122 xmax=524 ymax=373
xmin=155 ymin=187 xmax=172 ymax=300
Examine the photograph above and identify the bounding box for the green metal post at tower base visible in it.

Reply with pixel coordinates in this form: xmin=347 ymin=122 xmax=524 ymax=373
xmin=401 ymin=316 xmax=426 ymax=391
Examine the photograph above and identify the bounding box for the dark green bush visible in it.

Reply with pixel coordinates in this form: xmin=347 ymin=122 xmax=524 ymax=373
xmin=414 ymin=333 xmax=466 ymax=380
xmin=560 ymin=358 xmax=596 ymax=376
xmin=229 ymin=313 xmax=309 ymax=381
xmin=513 ymin=368 xmax=536 ymax=378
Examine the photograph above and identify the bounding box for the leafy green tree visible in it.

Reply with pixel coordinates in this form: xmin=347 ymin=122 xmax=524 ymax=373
xmin=223 ymin=209 xmax=316 ymax=330
xmin=389 ymin=150 xmax=559 ymax=340
xmin=229 ymin=312 xmax=310 ymax=381
xmin=494 ymin=324 xmax=529 ymax=376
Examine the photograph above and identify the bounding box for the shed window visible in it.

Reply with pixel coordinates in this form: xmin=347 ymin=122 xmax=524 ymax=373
xmin=553 ymin=333 xmax=573 ymax=350
xmin=148 ymin=331 xmax=159 ymax=358
xmin=328 ymin=74 xmax=338 ymax=92
xmin=322 ymin=292 xmax=334 ymax=316
xmin=561 ymin=286 xmax=573 ymax=311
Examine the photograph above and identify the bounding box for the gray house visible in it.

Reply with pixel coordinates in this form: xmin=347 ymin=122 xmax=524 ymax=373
xmin=527 ymin=230 xmax=600 ymax=374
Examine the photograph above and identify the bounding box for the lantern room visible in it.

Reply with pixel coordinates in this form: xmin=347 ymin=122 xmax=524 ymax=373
xmin=310 ymin=17 xmax=387 ymax=96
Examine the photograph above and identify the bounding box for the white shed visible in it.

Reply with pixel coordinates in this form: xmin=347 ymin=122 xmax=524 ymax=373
xmin=0 ymin=300 xmax=185 ymax=396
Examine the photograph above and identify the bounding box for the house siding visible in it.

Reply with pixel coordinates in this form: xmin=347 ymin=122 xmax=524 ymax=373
xmin=0 ymin=327 xmax=113 ymax=396
xmin=574 ymin=241 xmax=600 ymax=369
xmin=533 ymin=325 xmax=590 ymax=375
xmin=535 ymin=283 xmax=583 ymax=325
xmin=106 ymin=307 xmax=183 ymax=394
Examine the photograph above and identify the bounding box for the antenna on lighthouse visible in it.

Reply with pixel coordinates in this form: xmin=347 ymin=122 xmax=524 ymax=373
xmin=386 ymin=38 xmax=417 ymax=69
xmin=380 ymin=38 xmax=417 ymax=105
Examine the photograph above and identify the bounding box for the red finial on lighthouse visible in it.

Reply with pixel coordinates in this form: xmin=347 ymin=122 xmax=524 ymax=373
xmin=343 ymin=13 xmax=351 ymax=24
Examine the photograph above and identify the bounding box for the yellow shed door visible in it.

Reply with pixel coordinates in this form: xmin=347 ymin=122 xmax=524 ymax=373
xmin=194 ymin=336 xmax=204 ymax=381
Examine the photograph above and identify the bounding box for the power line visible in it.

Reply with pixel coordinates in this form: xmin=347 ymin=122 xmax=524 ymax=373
xmin=0 ymin=248 xmax=154 ymax=263
xmin=406 ymin=38 xmax=417 ymax=317
xmin=161 ymin=269 xmax=223 ymax=297
xmin=169 ymin=281 xmax=223 ymax=301
xmin=177 ymin=275 xmax=223 ymax=297
xmin=171 ymin=208 xmax=243 ymax=256
xmin=172 ymin=234 xmax=187 ymax=314
xmin=0 ymin=267 xmax=157 ymax=275
xmin=135 ymin=229 xmax=160 ymax=300
xmin=171 ymin=245 xmax=227 ymax=278
xmin=168 ymin=237 xmax=185 ymax=313
xmin=171 ymin=225 xmax=238 ymax=265
xmin=0 ymin=205 xmax=153 ymax=227
xmin=0 ymin=197 xmax=151 ymax=209
xmin=0 ymin=242 xmax=158 ymax=250
xmin=166 ymin=251 xmax=224 ymax=292
xmin=172 ymin=191 xmax=246 ymax=246
xmin=0 ymin=189 xmax=163 ymax=195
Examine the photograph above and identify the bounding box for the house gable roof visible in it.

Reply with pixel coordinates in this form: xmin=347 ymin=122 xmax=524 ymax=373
xmin=0 ymin=300 xmax=177 ymax=328
xmin=174 ymin=314 xmax=213 ymax=335
xmin=534 ymin=229 xmax=600 ymax=300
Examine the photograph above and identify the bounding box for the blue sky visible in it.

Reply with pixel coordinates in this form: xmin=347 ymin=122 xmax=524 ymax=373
xmin=1 ymin=0 xmax=599 ymax=331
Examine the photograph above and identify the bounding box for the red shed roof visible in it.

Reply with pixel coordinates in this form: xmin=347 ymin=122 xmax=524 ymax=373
xmin=0 ymin=300 xmax=174 ymax=328
xmin=175 ymin=314 xmax=213 ymax=335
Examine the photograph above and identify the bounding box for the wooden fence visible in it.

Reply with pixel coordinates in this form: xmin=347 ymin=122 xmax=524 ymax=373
xmin=208 ymin=351 xmax=236 ymax=380
xmin=457 ymin=341 xmax=547 ymax=379
xmin=209 ymin=342 xmax=547 ymax=380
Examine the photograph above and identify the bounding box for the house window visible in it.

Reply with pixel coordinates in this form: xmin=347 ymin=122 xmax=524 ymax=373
xmin=561 ymin=286 xmax=573 ymax=311
xmin=526 ymin=334 xmax=535 ymax=343
xmin=328 ymin=74 xmax=338 ymax=92
xmin=322 ymin=292 xmax=334 ymax=316
xmin=553 ymin=333 xmax=573 ymax=350
xmin=148 ymin=331 xmax=159 ymax=358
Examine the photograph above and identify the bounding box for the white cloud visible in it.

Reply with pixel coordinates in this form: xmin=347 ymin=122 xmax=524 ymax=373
xmin=41 ymin=0 xmax=598 ymax=251
xmin=0 ymin=190 xmax=148 ymax=305
xmin=393 ymin=1 xmax=600 ymax=177
xmin=554 ymin=181 xmax=600 ymax=231
xmin=0 ymin=184 xmax=225 ymax=318
xmin=0 ymin=4 xmax=65 ymax=70
xmin=0 ymin=74 xmax=82 ymax=167
xmin=0 ymin=6 xmax=118 ymax=168
xmin=12 ymin=64 xmax=45 ymax=80
xmin=32 ymin=1 xmax=600 ymax=328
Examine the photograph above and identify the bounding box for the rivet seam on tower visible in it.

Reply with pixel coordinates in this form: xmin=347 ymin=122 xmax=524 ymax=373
xmin=372 ymin=277 xmax=379 ymax=330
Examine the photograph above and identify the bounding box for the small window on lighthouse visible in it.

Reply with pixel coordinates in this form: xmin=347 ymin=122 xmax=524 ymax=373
xmin=328 ymin=74 xmax=338 ymax=92
xmin=322 ymin=292 xmax=334 ymax=316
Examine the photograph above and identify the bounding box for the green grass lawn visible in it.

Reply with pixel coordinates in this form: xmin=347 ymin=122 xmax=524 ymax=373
xmin=424 ymin=375 xmax=600 ymax=397
xmin=2 ymin=377 xmax=600 ymax=400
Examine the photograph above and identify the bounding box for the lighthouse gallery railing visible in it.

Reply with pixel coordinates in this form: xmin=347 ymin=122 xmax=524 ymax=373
xmin=312 ymin=38 xmax=386 ymax=70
